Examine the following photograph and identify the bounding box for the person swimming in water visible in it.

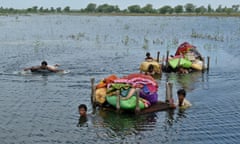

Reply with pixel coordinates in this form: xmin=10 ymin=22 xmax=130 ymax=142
xmin=24 ymin=61 xmax=63 ymax=73
xmin=145 ymin=52 xmax=153 ymax=61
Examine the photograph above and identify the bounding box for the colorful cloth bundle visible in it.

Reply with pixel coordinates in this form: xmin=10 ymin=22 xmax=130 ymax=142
xmin=94 ymin=73 xmax=159 ymax=110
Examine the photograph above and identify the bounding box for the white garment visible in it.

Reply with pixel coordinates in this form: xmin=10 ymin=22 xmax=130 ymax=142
xmin=176 ymin=99 xmax=192 ymax=108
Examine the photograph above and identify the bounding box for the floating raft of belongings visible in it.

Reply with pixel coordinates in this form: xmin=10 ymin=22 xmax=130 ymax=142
xmin=164 ymin=42 xmax=210 ymax=72
xmin=91 ymin=73 xmax=173 ymax=115
xmin=139 ymin=60 xmax=162 ymax=74
xmin=139 ymin=52 xmax=162 ymax=75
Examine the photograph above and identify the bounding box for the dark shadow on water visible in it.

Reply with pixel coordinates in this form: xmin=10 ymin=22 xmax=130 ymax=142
xmin=86 ymin=109 xmax=158 ymax=135
xmin=201 ymin=71 xmax=210 ymax=90
xmin=151 ymin=73 xmax=162 ymax=80
xmin=77 ymin=116 xmax=88 ymax=127
xmin=165 ymin=108 xmax=188 ymax=127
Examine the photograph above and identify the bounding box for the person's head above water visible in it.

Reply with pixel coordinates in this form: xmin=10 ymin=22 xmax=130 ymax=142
xmin=177 ymin=88 xmax=186 ymax=97
xmin=41 ymin=61 xmax=48 ymax=66
xmin=177 ymin=88 xmax=186 ymax=106
xmin=146 ymin=52 xmax=151 ymax=57
xmin=78 ymin=104 xmax=87 ymax=117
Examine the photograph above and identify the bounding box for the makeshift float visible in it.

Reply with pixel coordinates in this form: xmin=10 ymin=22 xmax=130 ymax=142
xmin=91 ymin=73 xmax=174 ymax=115
xmin=23 ymin=65 xmax=66 ymax=75
xmin=139 ymin=52 xmax=162 ymax=77
xmin=162 ymin=42 xmax=210 ymax=73
xmin=30 ymin=69 xmax=55 ymax=74
xmin=21 ymin=68 xmax=67 ymax=76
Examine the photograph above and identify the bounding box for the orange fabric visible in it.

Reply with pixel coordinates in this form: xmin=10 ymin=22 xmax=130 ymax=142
xmin=96 ymin=74 xmax=118 ymax=89
xmin=96 ymin=81 xmax=107 ymax=89
xmin=104 ymin=74 xmax=118 ymax=84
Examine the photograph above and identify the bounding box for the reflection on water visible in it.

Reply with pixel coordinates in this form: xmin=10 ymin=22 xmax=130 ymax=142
xmin=77 ymin=116 xmax=88 ymax=127
xmin=97 ymin=110 xmax=157 ymax=133
xmin=165 ymin=71 xmax=203 ymax=92
xmin=0 ymin=15 xmax=240 ymax=144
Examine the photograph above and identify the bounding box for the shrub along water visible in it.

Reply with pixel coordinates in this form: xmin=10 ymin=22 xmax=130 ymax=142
xmin=0 ymin=3 xmax=240 ymax=16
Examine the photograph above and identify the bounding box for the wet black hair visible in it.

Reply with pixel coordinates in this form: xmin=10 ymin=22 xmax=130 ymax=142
xmin=177 ymin=89 xmax=186 ymax=97
xmin=41 ymin=61 xmax=48 ymax=66
xmin=78 ymin=104 xmax=87 ymax=111
xmin=146 ymin=52 xmax=150 ymax=57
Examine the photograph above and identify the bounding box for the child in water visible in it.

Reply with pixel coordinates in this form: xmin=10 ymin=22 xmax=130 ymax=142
xmin=170 ymin=89 xmax=192 ymax=108
xmin=176 ymin=89 xmax=192 ymax=107
xmin=77 ymin=104 xmax=88 ymax=127
xmin=78 ymin=104 xmax=87 ymax=117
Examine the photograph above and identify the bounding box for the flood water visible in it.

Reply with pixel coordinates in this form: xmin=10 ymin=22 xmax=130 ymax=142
xmin=0 ymin=15 xmax=240 ymax=144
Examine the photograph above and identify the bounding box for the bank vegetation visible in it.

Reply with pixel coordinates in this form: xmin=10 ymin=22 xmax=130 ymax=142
xmin=1 ymin=3 xmax=240 ymax=16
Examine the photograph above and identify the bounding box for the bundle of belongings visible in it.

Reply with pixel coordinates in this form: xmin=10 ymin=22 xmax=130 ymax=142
xmin=139 ymin=60 xmax=161 ymax=74
xmin=168 ymin=42 xmax=204 ymax=73
xmin=95 ymin=73 xmax=159 ymax=111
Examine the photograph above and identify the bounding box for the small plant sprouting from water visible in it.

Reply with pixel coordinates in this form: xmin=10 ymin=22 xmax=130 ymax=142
xmin=96 ymin=34 xmax=100 ymax=44
xmin=68 ymin=32 xmax=85 ymax=40
xmin=172 ymin=37 xmax=179 ymax=46
xmin=104 ymin=34 xmax=109 ymax=41
xmin=33 ymin=40 xmax=44 ymax=48
xmin=33 ymin=40 xmax=44 ymax=53
xmin=15 ymin=16 xmax=20 ymax=22
xmin=203 ymin=43 xmax=218 ymax=51
xmin=166 ymin=39 xmax=178 ymax=51
xmin=124 ymin=24 xmax=130 ymax=30
xmin=142 ymin=36 xmax=149 ymax=49
xmin=153 ymin=38 xmax=164 ymax=45
xmin=122 ymin=35 xmax=129 ymax=46
xmin=191 ymin=29 xmax=224 ymax=42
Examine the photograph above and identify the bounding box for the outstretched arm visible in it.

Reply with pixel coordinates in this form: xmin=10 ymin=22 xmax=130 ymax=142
xmin=47 ymin=66 xmax=63 ymax=73
xmin=24 ymin=66 xmax=40 ymax=71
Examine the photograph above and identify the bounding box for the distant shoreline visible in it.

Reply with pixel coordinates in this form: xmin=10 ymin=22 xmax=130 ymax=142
xmin=1 ymin=12 xmax=240 ymax=17
xmin=1 ymin=3 xmax=239 ymax=17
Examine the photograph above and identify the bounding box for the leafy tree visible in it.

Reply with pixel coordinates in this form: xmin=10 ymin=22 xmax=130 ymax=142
xmin=223 ymin=7 xmax=233 ymax=15
xmin=174 ymin=5 xmax=183 ymax=14
xmin=195 ymin=6 xmax=207 ymax=14
xmin=216 ymin=5 xmax=223 ymax=13
xmin=8 ymin=8 xmax=16 ymax=13
xmin=142 ymin=4 xmax=153 ymax=13
xmin=128 ymin=5 xmax=142 ymax=13
xmin=56 ymin=7 xmax=62 ymax=13
xmin=32 ymin=6 xmax=38 ymax=13
xmin=85 ymin=3 xmax=97 ymax=12
xmin=96 ymin=4 xmax=119 ymax=13
xmin=26 ymin=8 xmax=31 ymax=12
xmin=207 ymin=4 xmax=213 ymax=13
xmin=113 ymin=5 xmax=120 ymax=12
xmin=159 ymin=5 xmax=173 ymax=14
xmin=185 ymin=3 xmax=195 ymax=13
xmin=39 ymin=7 xmax=44 ymax=12
xmin=63 ymin=6 xmax=70 ymax=12
xmin=50 ymin=7 xmax=55 ymax=13
xmin=43 ymin=8 xmax=49 ymax=13
xmin=232 ymin=5 xmax=239 ymax=12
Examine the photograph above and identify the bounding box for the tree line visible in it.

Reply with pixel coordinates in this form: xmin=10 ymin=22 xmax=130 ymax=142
xmin=0 ymin=3 xmax=240 ymax=15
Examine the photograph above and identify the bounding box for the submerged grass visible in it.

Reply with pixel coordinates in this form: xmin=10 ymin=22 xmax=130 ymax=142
xmin=191 ymin=29 xmax=224 ymax=42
